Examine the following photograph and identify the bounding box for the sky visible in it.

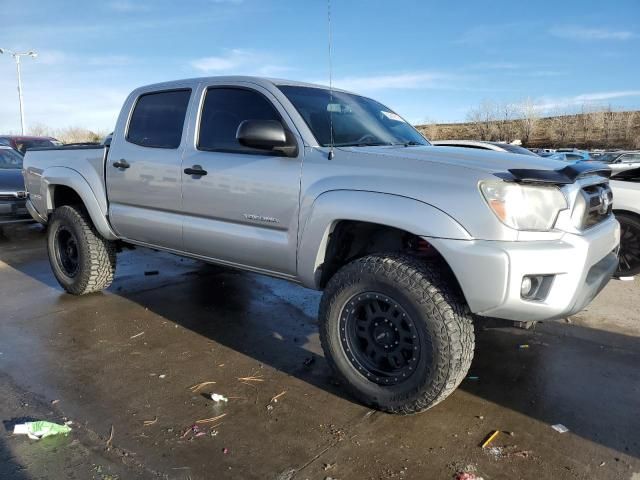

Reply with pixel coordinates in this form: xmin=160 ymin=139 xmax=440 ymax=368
xmin=0 ymin=0 xmax=639 ymax=133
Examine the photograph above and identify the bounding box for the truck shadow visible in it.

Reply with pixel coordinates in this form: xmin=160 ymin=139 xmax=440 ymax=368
xmin=108 ymin=256 xmax=640 ymax=460
xmin=0 ymin=225 xmax=638 ymax=460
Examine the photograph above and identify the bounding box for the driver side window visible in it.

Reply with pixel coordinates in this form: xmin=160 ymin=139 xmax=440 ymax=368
xmin=198 ymin=87 xmax=282 ymax=154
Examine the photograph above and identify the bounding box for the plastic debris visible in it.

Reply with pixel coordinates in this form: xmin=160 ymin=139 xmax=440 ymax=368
xmin=456 ymin=473 xmax=484 ymax=480
xmin=222 ymin=447 xmax=229 ymax=454
xmin=13 ymin=421 xmax=71 ymax=440
xmin=159 ymin=374 xmax=166 ymax=379
xmin=551 ymin=424 xmax=569 ymax=433
xmin=209 ymin=393 xmax=229 ymax=403
xmin=518 ymin=344 xmax=530 ymax=349
xmin=618 ymin=276 xmax=635 ymax=281
xmin=481 ymin=430 xmax=500 ymax=448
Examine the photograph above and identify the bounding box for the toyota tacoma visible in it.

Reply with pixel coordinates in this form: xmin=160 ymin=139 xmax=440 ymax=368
xmin=23 ymin=76 xmax=620 ymax=413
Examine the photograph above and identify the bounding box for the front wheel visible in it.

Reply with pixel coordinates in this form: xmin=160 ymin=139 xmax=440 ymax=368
xmin=616 ymin=212 xmax=640 ymax=277
xmin=47 ymin=205 xmax=116 ymax=295
xmin=319 ymin=254 xmax=475 ymax=414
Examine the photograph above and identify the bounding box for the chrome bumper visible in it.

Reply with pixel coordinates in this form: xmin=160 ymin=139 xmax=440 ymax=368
xmin=428 ymin=217 xmax=620 ymax=322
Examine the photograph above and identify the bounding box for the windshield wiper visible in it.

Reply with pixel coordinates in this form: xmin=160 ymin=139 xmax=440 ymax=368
xmin=334 ymin=142 xmax=394 ymax=147
xmin=399 ymin=141 xmax=425 ymax=147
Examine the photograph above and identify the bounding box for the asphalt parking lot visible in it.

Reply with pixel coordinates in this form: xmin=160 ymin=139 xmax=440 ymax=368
xmin=0 ymin=223 xmax=639 ymax=480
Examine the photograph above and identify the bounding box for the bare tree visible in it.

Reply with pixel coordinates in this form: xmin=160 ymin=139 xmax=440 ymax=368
xmin=515 ymin=98 xmax=539 ymax=146
xmin=495 ymin=102 xmax=517 ymax=142
xmin=419 ymin=120 xmax=440 ymax=141
xmin=547 ymin=109 xmax=575 ymax=147
xmin=593 ymin=105 xmax=617 ymax=149
xmin=466 ymin=100 xmax=496 ymax=141
xmin=27 ymin=124 xmax=106 ymax=144
xmin=575 ymin=103 xmax=597 ymax=148
xmin=28 ymin=123 xmax=54 ymax=137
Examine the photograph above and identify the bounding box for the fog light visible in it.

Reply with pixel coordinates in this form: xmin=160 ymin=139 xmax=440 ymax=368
xmin=521 ymin=275 xmax=542 ymax=299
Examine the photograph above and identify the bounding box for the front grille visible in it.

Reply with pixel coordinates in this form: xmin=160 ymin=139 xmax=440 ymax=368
xmin=579 ymin=183 xmax=613 ymax=229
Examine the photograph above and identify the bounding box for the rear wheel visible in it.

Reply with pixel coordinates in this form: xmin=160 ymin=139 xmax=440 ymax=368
xmin=319 ymin=254 xmax=475 ymax=414
xmin=616 ymin=212 xmax=640 ymax=277
xmin=47 ymin=205 xmax=116 ymax=295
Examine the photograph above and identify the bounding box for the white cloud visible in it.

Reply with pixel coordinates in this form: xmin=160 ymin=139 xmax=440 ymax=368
xmin=190 ymin=49 xmax=290 ymax=76
xmin=0 ymin=60 xmax=131 ymax=133
xmin=328 ymin=72 xmax=455 ymax=93
xmin=535 ymin=90 xmax=640 ymax=112
xmin=550 ymin=26 xmax=636 ymax=40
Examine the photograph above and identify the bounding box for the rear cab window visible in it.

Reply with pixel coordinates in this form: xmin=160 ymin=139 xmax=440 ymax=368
xmin=127 ymin=89 xmax=191 ymax=149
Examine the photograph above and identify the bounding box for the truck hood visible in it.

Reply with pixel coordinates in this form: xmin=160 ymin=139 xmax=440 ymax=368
xmin=341 ymin=145 xmax=570 ymax=176
xmin=0 ymin=169 xmax=26 ymax=193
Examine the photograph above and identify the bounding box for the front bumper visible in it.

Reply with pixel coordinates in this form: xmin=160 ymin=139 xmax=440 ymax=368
xmin=0 ymin=197 xmax=32 ymax=225
xmin=428 ymin=217 xmax=620 ymax=322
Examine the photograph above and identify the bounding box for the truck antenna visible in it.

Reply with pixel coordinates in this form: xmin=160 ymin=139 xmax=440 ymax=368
xmin=327 ymin=0 xmax=335 ymax=160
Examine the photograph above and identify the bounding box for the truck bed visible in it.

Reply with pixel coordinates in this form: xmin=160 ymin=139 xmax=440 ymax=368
xmin=23 ymin=145 xmax=110 ymax=222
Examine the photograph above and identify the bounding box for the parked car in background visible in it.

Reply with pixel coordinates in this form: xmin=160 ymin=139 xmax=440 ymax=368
xmin=610 ymin=167 xmax=640 ymax=276
xmin=0 ymin=135 xmax=60 ymax=155
xmin=431 ymin=140 xmax=540 ymax=156
xmin=597 ymin=151 xmax=640 ymax=172
xmin=543 ymin=150 xmax=592 ymax=162
xmin=0 ymin=146 xmax=31 ymax=224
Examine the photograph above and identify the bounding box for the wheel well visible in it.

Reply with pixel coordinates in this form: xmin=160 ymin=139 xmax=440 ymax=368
xmin=318 ymin=220 xmax=457 ymax=289
xmin=614 ymin=209 xmax=640 ymax=220
xmin=52 ymin=185 xmax=83 ymax=209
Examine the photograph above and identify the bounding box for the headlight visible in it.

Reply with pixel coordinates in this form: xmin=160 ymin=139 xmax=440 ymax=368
xmin=480 ymin=181 xmax=567 ymax=231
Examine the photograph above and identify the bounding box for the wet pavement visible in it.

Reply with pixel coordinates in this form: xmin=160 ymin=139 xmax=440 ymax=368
xmin=0 ymin=224 xmax=639 ymax=480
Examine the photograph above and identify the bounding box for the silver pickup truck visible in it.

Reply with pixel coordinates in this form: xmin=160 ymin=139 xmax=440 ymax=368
xmin=23 ymin=76 xmax=620 ymax=414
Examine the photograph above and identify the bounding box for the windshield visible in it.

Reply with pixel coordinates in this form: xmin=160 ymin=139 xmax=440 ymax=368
xmin=597 ymin=153 xmax=618 ymax=163
xmin=495 ymin=144 xmax=539 ymax=156
xmin=0 ymin=149 xmax=24 ymax=169
xmin=16 ymin=139 xmax=54 ymax=154
xmin=278 ymin=85 xmax=429 ymax=147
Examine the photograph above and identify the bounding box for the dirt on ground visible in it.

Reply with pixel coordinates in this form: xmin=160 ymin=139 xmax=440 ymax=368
xmin=0 ymin=224 xmax=639 ymax=480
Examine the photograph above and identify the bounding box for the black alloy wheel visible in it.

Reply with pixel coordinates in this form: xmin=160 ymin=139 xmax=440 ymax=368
xmin=340 ymin=292 xmax=422 ymax=386
xmin=54 ymin=226 xmax=80 ymax=277
xmin=617 ymin=213 xmax=640 ymax=276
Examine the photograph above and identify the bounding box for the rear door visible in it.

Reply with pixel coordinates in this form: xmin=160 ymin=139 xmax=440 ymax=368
xmin=180 ymin=84 xmax=302 ymax=275
xmin=619 ymin=153 xmax=640 ymax=168
xmin=106 ymin=88 xmax=193 ymax=250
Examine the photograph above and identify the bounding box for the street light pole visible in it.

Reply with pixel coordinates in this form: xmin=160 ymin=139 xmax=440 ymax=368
xmin=0 ymin=48 xmax=38 ymax=135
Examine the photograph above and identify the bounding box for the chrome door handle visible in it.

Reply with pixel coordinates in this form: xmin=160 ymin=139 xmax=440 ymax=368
xmin=184 ymin=165 xmax=208 ymax=176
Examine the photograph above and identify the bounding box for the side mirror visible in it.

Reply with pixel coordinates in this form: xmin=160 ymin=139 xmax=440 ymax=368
xmin=236 ymin=120 xmax=298 ymax=157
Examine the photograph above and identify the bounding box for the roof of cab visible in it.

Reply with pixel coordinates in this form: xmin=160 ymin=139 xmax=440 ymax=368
xmin=133 ymin=75 xmax=354 ymax=95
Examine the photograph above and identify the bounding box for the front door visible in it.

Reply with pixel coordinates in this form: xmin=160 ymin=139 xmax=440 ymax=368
xmin=181 ymin=84 xmax=302 ymax=275
xmin=106 ymin=88 xmax=192 ymax=251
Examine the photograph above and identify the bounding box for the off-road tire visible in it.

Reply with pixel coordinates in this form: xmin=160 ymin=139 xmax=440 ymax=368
xmin=616 ymin=212 xmax=640 ymax=277
xmin=47 ymin=205 xmax=116 ymax=295
xmin=319 ymin=253 xmax=475 ymax=414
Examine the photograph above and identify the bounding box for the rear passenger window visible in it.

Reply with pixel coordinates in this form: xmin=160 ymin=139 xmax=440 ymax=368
xmin=622 ymin=154 xmax=640 ymax=163
xmin=127 ymin=89 xmax=191 ymax=149
xmin=198 ymin=87 xmax=281 ymax=153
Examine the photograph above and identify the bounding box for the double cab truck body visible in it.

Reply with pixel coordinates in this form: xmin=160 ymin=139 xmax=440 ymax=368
xmin=23 ymin=76 xmax=620 ymax=413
